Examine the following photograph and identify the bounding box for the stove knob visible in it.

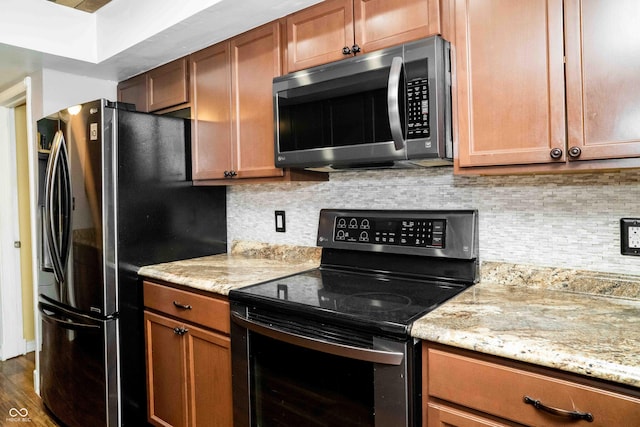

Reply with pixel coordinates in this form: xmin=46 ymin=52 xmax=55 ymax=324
xmin=336 ymin=230 xmax=346 ymax=240
xmin=359 ymin=231 xmax=369 ymax=242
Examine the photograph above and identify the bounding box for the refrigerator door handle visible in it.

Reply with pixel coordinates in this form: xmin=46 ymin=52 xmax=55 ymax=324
xmin=44 ymin=130 xmax=73 ymax=288
xmin=38 ymin=302 xmax=101 ymax=330
xmin=44 ymin=131 xmax=64 ymax=283
xmin=58 ymin=134 xmax=73 ymax=275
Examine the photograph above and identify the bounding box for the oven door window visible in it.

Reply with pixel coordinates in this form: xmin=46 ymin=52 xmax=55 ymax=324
xmin=251 ymin=333 xmax=374 ymax=426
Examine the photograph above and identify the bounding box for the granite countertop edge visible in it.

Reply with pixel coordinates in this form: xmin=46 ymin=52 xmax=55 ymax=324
xmin=411 ymin=279 xmax=640 ymax=389
xmin=138 ymin=244 xmax=640 ymax=390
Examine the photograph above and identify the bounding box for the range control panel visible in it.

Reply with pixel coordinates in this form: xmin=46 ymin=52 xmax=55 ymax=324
xmin=333 ymin=216 xmax=445 ymax=248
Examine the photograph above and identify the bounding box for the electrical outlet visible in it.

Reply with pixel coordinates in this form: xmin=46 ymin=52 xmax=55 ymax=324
xmin=620 ymin=218 xmax=640 ymax=256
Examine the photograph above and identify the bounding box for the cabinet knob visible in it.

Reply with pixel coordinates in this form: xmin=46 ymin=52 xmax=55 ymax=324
xmin=351 ymin=44 xmax=361 ymax=54
xmin=342 ymin=46 xmax=352 ymax=55
xmin=224 ymin=170 xmax=237 ymax=178
xmin=173 ymin=327 xmax=189 ymax=336
xmin=568 ymin=146 xmax=582 ymax=158
xmin=549 ymin=148 xmax=563 ymax=159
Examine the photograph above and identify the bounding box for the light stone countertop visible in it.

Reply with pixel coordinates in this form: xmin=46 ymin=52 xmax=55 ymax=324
xmin=412 ymin=262 xmax=640 ymax=389
xmin=138 ymin=244 xmax=640 ymax=390
xmin=137 ymin=241 xmax=321 ymax=295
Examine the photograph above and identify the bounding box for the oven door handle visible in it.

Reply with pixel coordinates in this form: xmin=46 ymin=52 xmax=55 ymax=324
xmin=231 ymin=313 xmax=404 ymax=366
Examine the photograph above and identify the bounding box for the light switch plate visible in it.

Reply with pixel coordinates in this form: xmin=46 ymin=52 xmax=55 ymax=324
xmin=620 ymin=218 xmax=640 ymax=256
xmin=275 ymin=210 xmax=286 ymax=233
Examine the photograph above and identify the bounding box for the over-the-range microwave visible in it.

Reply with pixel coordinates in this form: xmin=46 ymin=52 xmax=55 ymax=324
xmin=273 ymin=35 xmax=452 ymax=171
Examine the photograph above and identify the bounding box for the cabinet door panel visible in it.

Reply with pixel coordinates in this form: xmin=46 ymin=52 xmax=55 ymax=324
xmin=427 ymin=402 xmax=517 ymax=427
xmin=231 ymin=23 xmax=284 ymax=179
xmin=148 ymin=58 xmax=189 ymax=112
xmin=454 ymin=0 xmax=566 ymax=167
xmin=286 ymin=0 xmax=354 ymax=72
xmin=565 ymin=0 xmax=640 ymax=160
xmin=354 ymin=0 xmax=439 ymax=53
xmin=118 ymin=74 xmax=149 ymax=113
xmin=145 ymin=311 xmax=189 ymax=427
xmin=187 ymin=325 xmax=232 ymax=427
xmin=190 ymin=43 xmax=233 ymax=180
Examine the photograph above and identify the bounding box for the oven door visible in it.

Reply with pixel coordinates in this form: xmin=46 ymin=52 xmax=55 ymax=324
xmin=230 ymin=304 xmax=420 ymax=427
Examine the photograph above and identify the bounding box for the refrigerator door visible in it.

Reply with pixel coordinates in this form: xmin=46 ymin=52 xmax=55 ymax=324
xmin=38 ymin=297 xmax=118 ymax=427
xmin=40 ymin=100 xmax=117 ymax=316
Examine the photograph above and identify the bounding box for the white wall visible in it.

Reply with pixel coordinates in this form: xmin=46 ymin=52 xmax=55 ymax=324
xmin=228 ymin=168 xmax=640 ymax=275
xmin=41 ymin=69 xmax=116 ymax=117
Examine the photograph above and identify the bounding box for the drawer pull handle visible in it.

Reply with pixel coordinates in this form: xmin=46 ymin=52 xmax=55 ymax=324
xmin=524 ymin=396 xmax=593 ymax=422
xmin=173 ymin=301 xmax=192 ymax=310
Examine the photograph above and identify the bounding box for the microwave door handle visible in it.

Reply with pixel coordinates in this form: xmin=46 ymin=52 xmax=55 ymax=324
xmin=387 ymin=56 xmax=405 ymax=151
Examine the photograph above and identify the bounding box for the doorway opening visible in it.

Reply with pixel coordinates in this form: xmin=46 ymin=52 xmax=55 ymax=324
xmin=0 ymin=78 xmax=38 ymax=369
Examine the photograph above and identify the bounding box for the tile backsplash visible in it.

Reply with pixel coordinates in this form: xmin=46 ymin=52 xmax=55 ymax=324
xmin=227 ymin=168 xmax=640 ymax=275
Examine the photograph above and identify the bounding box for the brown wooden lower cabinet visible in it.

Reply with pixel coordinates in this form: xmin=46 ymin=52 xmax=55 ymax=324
xmin=423 ymin=343 xmax=640 ymax=427
xmin=143 ymin=280 xmax=232 ymax=427
xmin=427 ymin=401 xmax=519 ymax=427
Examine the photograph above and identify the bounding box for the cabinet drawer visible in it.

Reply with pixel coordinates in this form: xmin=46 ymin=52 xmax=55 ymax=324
xmin=427 ymin=347 xmax=640 ymax=427
xmin=143 ymin=281 xmax=229 ymax=334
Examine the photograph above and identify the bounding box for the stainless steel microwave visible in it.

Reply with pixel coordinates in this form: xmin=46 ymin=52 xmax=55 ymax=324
xmin=273 ymin=36 xmax=452 ymax=171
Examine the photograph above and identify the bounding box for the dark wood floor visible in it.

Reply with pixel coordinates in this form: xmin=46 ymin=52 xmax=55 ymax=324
xmin=0 ymin=352 xmax=62 ymax=426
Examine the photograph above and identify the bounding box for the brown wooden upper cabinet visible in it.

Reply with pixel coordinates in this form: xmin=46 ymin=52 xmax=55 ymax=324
xmin=117 ymin=57 xmax=189 ymax=113
xmin=117 ymin=73 xmax=149 ymax=112
xmin=452 ymin=0 xmax=640 ymax=172
xmin=285 ymin=0 xmax=441 ymax=72
xmin=147 ymin=58 xmax=189 ymax=112
xmin=190 ymin=22 xmax=284 ymax=181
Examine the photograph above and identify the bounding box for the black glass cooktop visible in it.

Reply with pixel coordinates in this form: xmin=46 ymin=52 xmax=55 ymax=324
xmin=229 ymin=267 xmax=469 ymax=337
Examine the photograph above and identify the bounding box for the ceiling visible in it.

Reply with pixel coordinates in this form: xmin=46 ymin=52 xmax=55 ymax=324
xmin=47 ymin=0 xmax=112 ymax=13
xmin=0 ymin=0 xmax=322 ymax=93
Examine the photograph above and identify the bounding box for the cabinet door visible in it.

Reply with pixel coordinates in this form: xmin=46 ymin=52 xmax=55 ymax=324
xmin=117 ymin=74 xmax=149 ymax=112
xmin=286 ymin=0 xmax=354 ymax=72
xmin=190 ymin=43 xmax=233 ymax=180
xmin=564 ymin=0 xmax=640 ymax=161
xmin=354 ymin=0 xmax=440 ymax=53
xmin=427 ymin=402 xmax=516 ymax=427
xmin=186 ymin=324 xmax=233 ymax=427
xmin=230 ymin=23 xmax=284 ymax=179
xmin=145 ymin=311 xmax=189 ymax=427
xmin=148 ymin=57 xmax=189 ymax=112
xmin=454 ymin=0 xmax=566 ymax=167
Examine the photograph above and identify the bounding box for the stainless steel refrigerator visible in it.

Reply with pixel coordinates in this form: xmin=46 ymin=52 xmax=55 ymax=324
xmin=37 ymin=99 xmax=227 ymax=427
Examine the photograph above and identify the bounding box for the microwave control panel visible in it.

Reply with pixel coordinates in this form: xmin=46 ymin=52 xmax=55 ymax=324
xmin=334 ymin=216 xmax=445 ymax=249
xmin=406 ymin=78 xmax=430 ymax=139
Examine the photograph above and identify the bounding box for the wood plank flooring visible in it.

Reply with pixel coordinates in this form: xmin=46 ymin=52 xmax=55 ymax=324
xmin=0 ymin=352 xmax=62 ymax=426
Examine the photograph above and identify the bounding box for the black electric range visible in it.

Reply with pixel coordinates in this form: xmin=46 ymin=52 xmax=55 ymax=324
xmin=230 ymin=209 xmax=479 ymax=339
xmin=229 ymin=209 xmax=479 ymax=427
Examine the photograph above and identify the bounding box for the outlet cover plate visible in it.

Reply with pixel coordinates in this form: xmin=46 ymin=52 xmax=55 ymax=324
xmin=620 ymin=218 xmax=640 ymax=256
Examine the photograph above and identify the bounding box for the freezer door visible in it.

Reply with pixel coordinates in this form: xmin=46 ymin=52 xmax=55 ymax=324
xmin=38 ymin=297 xmax=119 ymax=427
